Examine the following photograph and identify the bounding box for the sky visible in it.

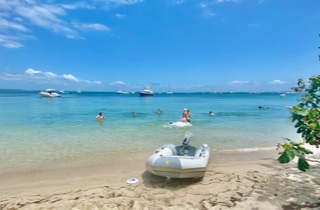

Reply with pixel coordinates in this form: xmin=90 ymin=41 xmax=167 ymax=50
xmin=0 ymin=0 xmax=319 ymax=92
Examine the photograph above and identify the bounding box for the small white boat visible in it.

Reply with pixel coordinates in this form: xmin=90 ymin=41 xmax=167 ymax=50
xmin=145 ymin=132 xmax=210 ymax=179
xmin=116 ymin=90 xmax=130 ymax=94
xmin=38 ymin=89 xmax=60 ymax=97
xmin=139 ymin=88 xmax=154 ymax=96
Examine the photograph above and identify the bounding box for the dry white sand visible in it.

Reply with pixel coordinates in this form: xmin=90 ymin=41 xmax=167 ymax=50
xmin=0 ymin=150 xmax=319 ymax=210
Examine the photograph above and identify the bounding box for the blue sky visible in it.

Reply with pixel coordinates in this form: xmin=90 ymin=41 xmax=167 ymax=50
xmin=0 ymin=0 xmax=319 ymax=92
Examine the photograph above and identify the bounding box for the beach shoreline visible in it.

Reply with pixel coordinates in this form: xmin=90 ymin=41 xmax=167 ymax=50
xmin=1 ymin=149 xmax=319 ymax=210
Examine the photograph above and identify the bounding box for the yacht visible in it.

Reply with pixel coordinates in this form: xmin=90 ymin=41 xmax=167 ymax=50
xmin=139 ymin=88 xmax=154 ymax=96
xmin=38 ymin=89 xmax=60 ymax=97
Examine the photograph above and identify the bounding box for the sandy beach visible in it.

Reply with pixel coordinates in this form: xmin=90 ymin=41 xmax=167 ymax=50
xmin=0 ymin=150 xmax=319 ymax=210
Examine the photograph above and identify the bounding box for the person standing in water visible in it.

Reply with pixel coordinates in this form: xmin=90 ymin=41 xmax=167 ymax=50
xmin=182 ymin=108 xmax=191 ymax=122
xmin=96 ymin=112 xmax=105 ymax=121
xmin=186 ymin=109 xmax=191 ymax=122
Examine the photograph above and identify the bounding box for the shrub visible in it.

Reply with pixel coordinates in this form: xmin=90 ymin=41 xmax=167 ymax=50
xmin=278 ymin=75 xmax=320 ymax=171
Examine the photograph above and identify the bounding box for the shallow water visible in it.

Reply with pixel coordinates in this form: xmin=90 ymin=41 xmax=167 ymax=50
xmin=0 ymin=90 xmax=301 ymax=171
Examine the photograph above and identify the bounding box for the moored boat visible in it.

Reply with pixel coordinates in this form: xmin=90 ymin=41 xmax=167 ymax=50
xmin=38 ymin=89 xmax=60 ymax=97
xmin=139 ymin=88 xmax=154 ymax=96
xmin=116 ymin=90 xmax=130 ymax=94
xmin=145 ymin=132 xmax=210 ymax=179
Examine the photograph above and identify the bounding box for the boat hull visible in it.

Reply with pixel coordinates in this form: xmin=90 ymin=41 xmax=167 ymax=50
xmin=38 ymin=91 xmax=60 ymax=97
xmin=139 ymin=88 xmax=154 ymax=96
xmin=145 ymin=143 xmax=210 ymax=179
xmin=139 ymin=92 xmax=154 ymax=96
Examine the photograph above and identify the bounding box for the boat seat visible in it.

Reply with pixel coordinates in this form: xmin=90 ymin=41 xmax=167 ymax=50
xmin=177 ymin=145 xmax=196 ymax=156
xmin=167 ymin=144 xmax=177 ymax=155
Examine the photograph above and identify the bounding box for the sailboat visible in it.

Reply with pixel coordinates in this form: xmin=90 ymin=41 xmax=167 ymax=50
xmin=167 ymin=83 xmax=173 ymax=95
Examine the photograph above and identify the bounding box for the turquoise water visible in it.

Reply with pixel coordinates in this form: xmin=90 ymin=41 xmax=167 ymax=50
xmin=0 ymin=90 xmax=301 ymax=171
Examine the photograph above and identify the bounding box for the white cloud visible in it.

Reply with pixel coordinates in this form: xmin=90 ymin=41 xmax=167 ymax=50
xmin=0 ymin=72 xmax=24 ymax=81
xmin=15 ymin=3 xmax=80 ymax=38
xmin=106 ymin=0 xmax=144 ymax=5
xmin=200 ymin=3 xmax=207 ymax=8
xmin=0 ymin=34 xmax=24 ymax=49
xmin=2 ymin=41 xmax=23 ymax=48
xmin=0 ymin=68 xmax=102 ymax=86
xmin=25 ymin=68 xmax=41 ymax=75
xmin=199 ymin=0 xmax=238 ymax=18
xmin=93 ymin=81 xmax=103 ymax=85
xmin=44 ymin=72 xmax=58 ymax=78
xmin=199 ymin=2 xmax=216 ymax=17
xmin=73 ymin=23 xmax=110 ymax=32
xmin=110 ymin=81 xmax=126 ymax=85
xmin=0 ymin=17 xmax=30 ymax=32
xmin=171 ymin=0 xmax=184 ymax=5
xmin=62 ymin=74 xmax=80 ymax=82
xmin=61 ymin=2 xmax=96 ymax=10
xmin=0 ymin=0 xmax=145 ymax=48
xmin=269 ymin=80 xmax=287 ymax=85
xmin=229 ymin=80 xmax=250 ymax=85
xmin=115 ymin=13 xmax=126 ymax=18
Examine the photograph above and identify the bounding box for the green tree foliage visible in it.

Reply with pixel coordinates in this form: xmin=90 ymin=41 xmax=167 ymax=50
xmin=278 ymin=75 xmax=320 ymax=171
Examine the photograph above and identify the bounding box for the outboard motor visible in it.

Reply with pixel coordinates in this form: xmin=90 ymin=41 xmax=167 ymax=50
xmin=178 ymin=131 xmax=193 ymax=156
xmin=182 ymin=131 xmax=193 ymax=145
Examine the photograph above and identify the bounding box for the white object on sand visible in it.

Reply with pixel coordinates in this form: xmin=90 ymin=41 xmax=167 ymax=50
xmin=127 ymin=178 xmax=139 ymax=184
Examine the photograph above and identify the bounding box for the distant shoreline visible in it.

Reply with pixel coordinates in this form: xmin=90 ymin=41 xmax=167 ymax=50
xmin=0 ymin=89 xmax=299 ymax=94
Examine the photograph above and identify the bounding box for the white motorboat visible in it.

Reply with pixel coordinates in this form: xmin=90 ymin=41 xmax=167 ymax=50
xmin=145 ymin=132 xmax=210 ymax=179
xmin=139 ymin=88 xmax=154 ymax=96
xmin=38 ymin=89 xmax=60 ymax=97
xmin=116 ymin=90 xmax=130 ymax=94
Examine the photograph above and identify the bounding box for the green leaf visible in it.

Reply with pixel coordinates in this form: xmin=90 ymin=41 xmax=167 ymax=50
xmin=293 ymin=150 xmax=305 ymax=159
xmin=282 ymin=143 xmax=293 ymax=150
xmin=297 ymin=158 xmax=310 ymax=172
xmin=296 ymin=109 xmax=309 ymax=116
xmin=300 ymin=147 xmax=314 ymax=155
xmin=294 ymin=121 xmax=305 ymax=128
xmin=297 ymin=127 xmax=305 ymax=133
xmin=292 ymin=142 xmax=302 ymax=147
xmin=278 ymin=151 xmax=295 ymax=163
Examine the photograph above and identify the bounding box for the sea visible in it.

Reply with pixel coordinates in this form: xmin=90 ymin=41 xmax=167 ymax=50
xmin=0 ymin=90 xmax=301 ymax=173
